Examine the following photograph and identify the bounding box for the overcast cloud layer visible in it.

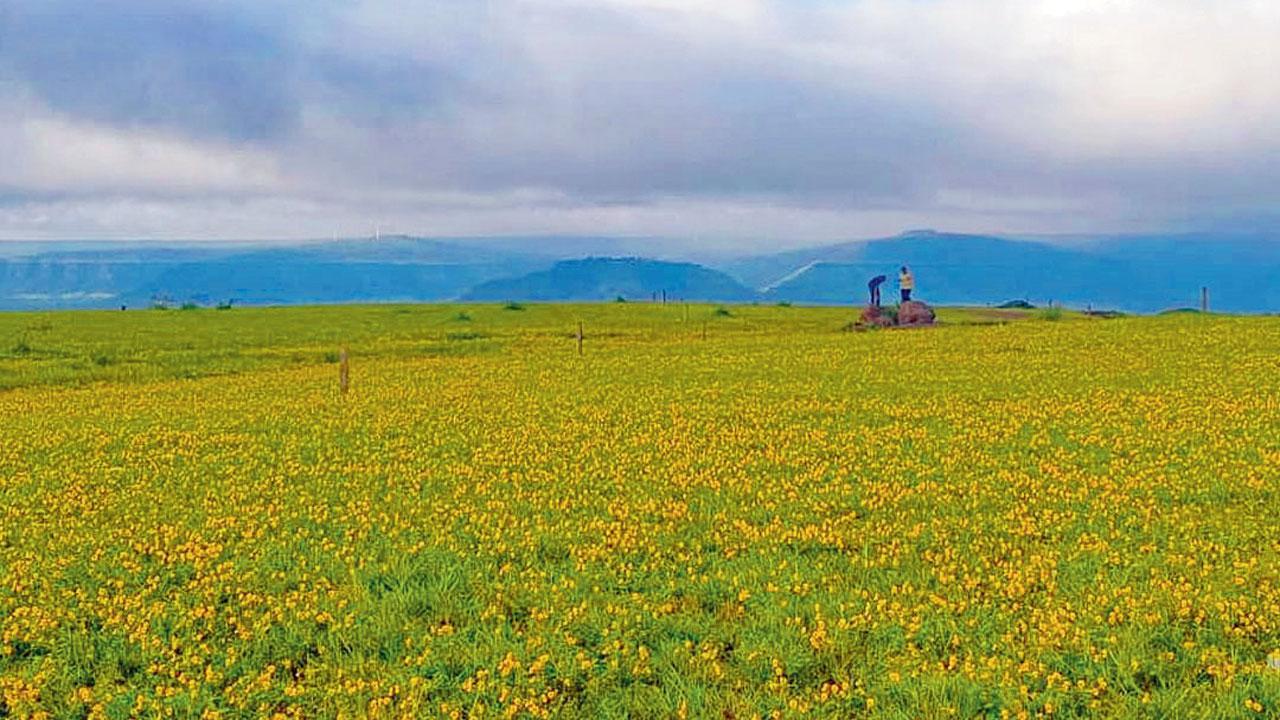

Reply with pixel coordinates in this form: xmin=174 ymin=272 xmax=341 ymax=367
xmin=1 ymin=0 xmax=1278 ymax=247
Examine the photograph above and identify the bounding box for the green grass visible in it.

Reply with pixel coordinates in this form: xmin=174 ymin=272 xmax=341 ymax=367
xmin=3 ymin=304 xmax=1278 ymax=717
xmin=0 ymin=303 xmax=1082 ymax=391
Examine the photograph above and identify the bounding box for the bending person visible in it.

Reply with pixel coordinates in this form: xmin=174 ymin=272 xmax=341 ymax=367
xmin=868 ymin=275 xmax=886 ymax=306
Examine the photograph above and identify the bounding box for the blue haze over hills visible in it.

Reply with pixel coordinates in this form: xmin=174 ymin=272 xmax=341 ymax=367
xmin=0 ymin=231 xmax=1276 ymax=313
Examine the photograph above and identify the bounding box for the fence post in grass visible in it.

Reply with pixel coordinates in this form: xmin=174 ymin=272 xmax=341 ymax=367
xmin=339 ymin=348 xmax=350 ymax=395
xmin=1201 ymin=286 xmax=1209 ymax=313
xmin=577 ymin=321 xmax=584 ymax=356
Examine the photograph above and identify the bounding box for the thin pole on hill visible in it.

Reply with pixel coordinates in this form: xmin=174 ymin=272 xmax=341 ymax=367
xmin=339 ymin=348 xmax=350 ymax=395
xmin=1201 ymin=287 xmax=1209 ymax=313
xmin=577 ymin=322 xmax=584 ymax=356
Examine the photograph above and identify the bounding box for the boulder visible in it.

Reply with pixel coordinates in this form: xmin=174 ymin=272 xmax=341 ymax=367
xmin=897 ymin=300 xmax=936 ymax=327
xmin=858 ymin=305 xmax=893 ymax=328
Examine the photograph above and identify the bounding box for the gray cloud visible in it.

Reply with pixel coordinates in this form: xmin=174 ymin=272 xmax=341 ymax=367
xmin=1 ymin=0 xmax=1278 ymax=243
xmin=0 ymin=0 xmax=305 ymax=141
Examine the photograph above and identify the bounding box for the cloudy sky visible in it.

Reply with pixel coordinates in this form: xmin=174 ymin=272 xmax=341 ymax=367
xmin=1 ymin=0 xmax=1278 ymax=247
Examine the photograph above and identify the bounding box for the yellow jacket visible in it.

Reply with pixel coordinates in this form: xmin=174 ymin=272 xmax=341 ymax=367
xmin=899 ymin=272 xmax=914 ymax=290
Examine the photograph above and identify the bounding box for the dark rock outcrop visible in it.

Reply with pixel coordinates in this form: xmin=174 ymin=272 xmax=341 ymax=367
xmin=855 ymin=301 xmax=936 ymax=329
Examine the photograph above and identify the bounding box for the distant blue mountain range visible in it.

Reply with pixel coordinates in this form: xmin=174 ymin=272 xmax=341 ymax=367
xmin=1 ymin=230 xmax=1276 ymax=313
xmin=462 ymin=258 xmax=757 ymax=303
xmin=728 ymin=231 xmax=1280 ymax=312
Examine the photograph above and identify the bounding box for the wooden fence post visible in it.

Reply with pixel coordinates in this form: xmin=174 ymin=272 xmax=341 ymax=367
xmin=577 ymin=322 xmax=584 ymax=355
xmin=1201 ymin=286 xmax=1209 ymax=313
xmin=339 ymin=348 xmax=350 ymax=395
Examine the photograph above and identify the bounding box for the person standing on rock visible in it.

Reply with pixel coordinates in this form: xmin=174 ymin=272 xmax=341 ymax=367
xmin=867 ymin=275 xmax=886 ymax=307
xmin=899 ymin=266 xmax=915 ymax=302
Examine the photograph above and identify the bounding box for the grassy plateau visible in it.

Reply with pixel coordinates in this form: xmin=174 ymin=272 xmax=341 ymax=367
xmin=1 ymin=303 xmax=1278 ymax=718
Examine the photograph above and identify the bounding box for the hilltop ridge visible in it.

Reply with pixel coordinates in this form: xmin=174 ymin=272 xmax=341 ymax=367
xmin=461 ymin=257 xmax=757 ymax=302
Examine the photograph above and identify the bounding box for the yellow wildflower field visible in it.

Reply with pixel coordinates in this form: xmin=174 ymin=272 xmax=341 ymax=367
xmin=2 ymin=306 xmax=1279 ymax=718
